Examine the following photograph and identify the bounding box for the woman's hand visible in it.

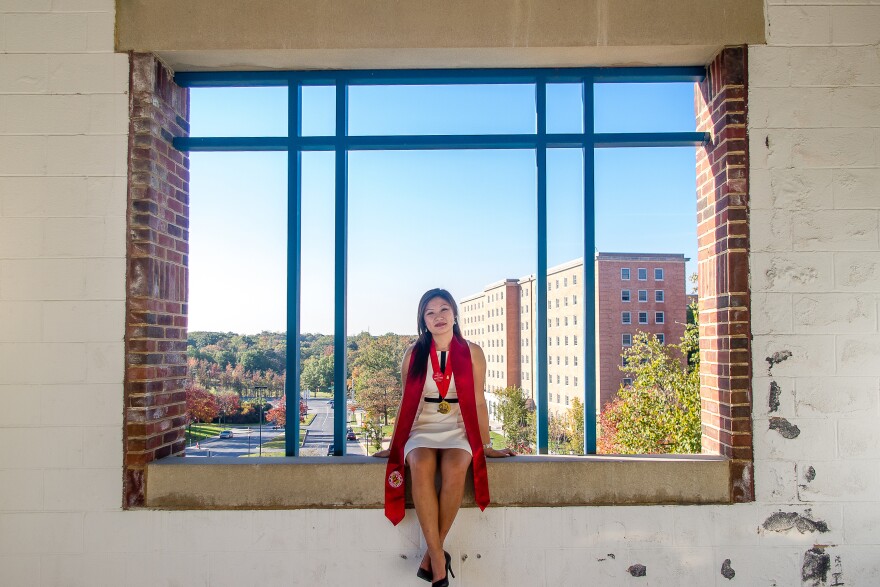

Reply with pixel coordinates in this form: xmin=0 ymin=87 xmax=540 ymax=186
xmin=372 ymin=448 xmax=391 ymax=458
xmin=485 ymin=446 xmax=516 ymax=458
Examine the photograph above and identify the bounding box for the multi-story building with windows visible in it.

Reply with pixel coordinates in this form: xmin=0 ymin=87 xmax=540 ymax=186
xmin=596 ymin=252 xmax=688 ymax=409
xmin=460 ymin=253 xmax=688 ymax=423
xmin=516 ymin=258 xmax=585 ymax=416
xmin=460 ymin=279 xmax=521 ymax=400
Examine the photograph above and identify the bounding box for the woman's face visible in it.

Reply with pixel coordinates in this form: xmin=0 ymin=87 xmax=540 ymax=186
xmin=423 ymin=296 xmax=455 ymax=337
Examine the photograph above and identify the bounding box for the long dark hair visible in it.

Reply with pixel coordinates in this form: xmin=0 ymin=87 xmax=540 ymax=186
xmin=410 ymin=288 xmax=464 ymax=380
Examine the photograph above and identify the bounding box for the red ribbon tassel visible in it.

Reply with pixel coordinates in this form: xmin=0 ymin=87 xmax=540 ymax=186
xmin=384 ymin=336 xmax=490 ymax=525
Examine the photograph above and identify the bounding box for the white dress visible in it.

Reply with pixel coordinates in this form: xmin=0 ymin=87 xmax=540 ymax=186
xmin=404 ymin=354 xmax=472 ymax=460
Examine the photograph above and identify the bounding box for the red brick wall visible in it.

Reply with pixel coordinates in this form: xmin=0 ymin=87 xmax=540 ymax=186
xmin=124 ymin=53 xmax=190 ymax=507
xmin=696 ymin=46 xmax=753 ymax=502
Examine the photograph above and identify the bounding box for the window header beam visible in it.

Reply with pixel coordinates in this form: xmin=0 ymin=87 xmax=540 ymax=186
xmin=174 ymin=66 xmax=705 ymax=88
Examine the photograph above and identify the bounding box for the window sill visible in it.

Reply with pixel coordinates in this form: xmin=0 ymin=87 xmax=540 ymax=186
xmin=144 ymin=454 xmax=733 ymax=510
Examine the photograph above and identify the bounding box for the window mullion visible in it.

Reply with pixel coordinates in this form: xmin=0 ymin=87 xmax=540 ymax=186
xmin=582 ymin=76 xmax=597 ymax=455
xmin=535 ymin=78 xmax=548 ymax=455
xmin=333 ymin=80 xmax=349 ymax=456
xmin=286 ymin=81 xmax=303 ymax=456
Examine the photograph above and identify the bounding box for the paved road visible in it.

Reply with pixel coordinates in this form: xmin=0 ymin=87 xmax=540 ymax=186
xmin=302 ymin=398 xmax=367 ymax=456
xmin=185 ymin=397 xmax=366 ymax=457
xmin=186 ymin=426 xmax=284 ymax=457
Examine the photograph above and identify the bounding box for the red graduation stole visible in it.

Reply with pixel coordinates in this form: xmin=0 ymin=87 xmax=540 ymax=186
xmin=384 ymin=335 xmax=490 ymax=525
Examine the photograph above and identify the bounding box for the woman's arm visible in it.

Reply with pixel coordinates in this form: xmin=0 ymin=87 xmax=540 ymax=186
xmin=371 ymin=344 xmax=413 ymax=458
xmin=470 ymin=341 xmax=515 ymax=457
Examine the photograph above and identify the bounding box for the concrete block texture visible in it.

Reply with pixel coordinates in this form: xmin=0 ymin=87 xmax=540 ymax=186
xmin=753 ymin=460 xmax=799 ymax=503
xmin=750 ymin=167 xmax=833 ymax=212
xmin=793 ymin=293 xmax=877 ymax=333
xmin=749 ymin=87 xmax=833 ymax=129
xmin=750 ymin=292 xmax=794 ymax=335
xmin=832 ymin=5 xmax=880 ymax=45
xmin=40 ymin=553 xmax=126 ymax=587
xmin=754 ymin=417 xmax=837 ymax=461
xmin=753 ymin=335 xmax=837 ymax=377
xmin=843 ymin=502 xmax=880 ymax=544
xmin=789 ymin=46 xmax=880 ymax=86
xmin=751 ymin=252 xmax=835 ymax=292
xmin=0 ymin=176 xmax=89 ymax=217
xmin=750 ymin=209 xmax=793 ymax=252
xmin=0 ymin=342 xmax=87 ymax=384
xmin=0 ymin=94 xmax=90 ymax=134
xmin=837 ymin=334 xmax=880 ymax=375
xmin=43 ymin=468 xmax=121 ymax=511
xmin=0 ymin=300 xmax=42 ymax=342
xmin=48 ymin=53 xmax=128 ymax=94
xmin=837 ymin=417 xmax=880 ymax=458
xmin=794 ymin=376 xmax=880 ymax=417
xmin=0 ymin=469 xmax=43 ymax=511
xmin=2 ymin=13 xmax=87 ymax=53
xmin=798 ymin=460 xmax=880 ymax=502
xmin=833 ymin=168 xmax=880 ymax=209
xmin=792 ymin=210 xmax=879 ymax=251
xmin=0 ymin=54 xmax=49 ymax=94
xmin=0 ymin=512 xmax=83 ymax=554
xmin=791 ymin=129 xmax=875 ymax=168
xmin=50 ymin=0 xmax=116 ymax=12
xmin=834 ymin=251 xmax=880 ymax=291
xmin=766 ymin=6 xmax=832 ymax=45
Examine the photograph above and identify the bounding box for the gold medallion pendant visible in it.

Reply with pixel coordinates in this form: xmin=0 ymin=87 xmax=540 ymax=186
xmin=438 ymin=400 xmax=451 ymax=414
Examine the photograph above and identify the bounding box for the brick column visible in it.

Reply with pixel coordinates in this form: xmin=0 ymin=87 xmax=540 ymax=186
xmin=695 ymin=46 xmax=753 ymax=502
xmin=124 ymin=53 xmax=190 ymax=507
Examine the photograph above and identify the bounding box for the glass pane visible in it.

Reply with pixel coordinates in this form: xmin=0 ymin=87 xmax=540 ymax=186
xmin=546 ymin=84 xmax=584 ymax=134
xmin=300 ymin=85 xmax=336 ymax=137
xmin=185 ymin=152 xmax=287 ymax=457
xmin=298 ymin=151 xmax=337 ymax=456
xmin=348 ymin=84 xmax=536 ymax=136
xmin=595 ymin=147 xmax=697 ymax=453
xmin=546 ymin=149 xmax=585 ymax=454
xmin=594 ymin=83 xmax=696 ymax=133
xmin=189 ymin=87 xmax=288 ymax=137
xmin=348 ymin=150 xmax=536 ymax=454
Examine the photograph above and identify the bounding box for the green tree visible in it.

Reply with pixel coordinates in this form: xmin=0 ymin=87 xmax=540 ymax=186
xmin=599 ymin=304 xmax=701 ymax=454
xmin=351 ymin=334 xmax=410 ymax=425
xmin=564 ymin=397 xmax=585 ymax=455
xmin=362 ymin=418 xmax=385 ymax=454
xmin=495 ymin=386 xmax=536 ymax=454
xmin=301 ymin=353 xmax=334 ymax=395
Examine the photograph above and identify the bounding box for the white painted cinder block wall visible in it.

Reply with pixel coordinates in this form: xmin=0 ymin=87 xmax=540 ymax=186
xmin=0 ymin=1 xmax=878 ymax=585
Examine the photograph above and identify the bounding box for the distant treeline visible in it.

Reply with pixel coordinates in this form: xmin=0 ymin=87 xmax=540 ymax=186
xmin=186 ymin=330 xmax=415 ymax=396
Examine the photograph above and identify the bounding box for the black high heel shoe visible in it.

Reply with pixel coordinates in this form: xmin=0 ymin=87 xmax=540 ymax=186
xmin=431 ymin=551 xmax=454 ymax=587
xmin=416 ymin=562 xmax=431 ymax=582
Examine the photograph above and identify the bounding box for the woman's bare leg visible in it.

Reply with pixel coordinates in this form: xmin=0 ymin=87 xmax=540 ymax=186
xmin=408 ymin=448 xmax=442 ymax=578
xmin=437 ymin=448 xmax=471 ymax=549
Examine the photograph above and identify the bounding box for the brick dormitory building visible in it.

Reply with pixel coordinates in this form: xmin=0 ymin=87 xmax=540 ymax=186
xmin=459 ymin=253 xmax=688 ymax=420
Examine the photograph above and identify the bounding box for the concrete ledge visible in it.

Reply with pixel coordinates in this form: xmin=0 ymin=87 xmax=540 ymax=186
xmin=144 ymin=454 xmax=733 ymax=510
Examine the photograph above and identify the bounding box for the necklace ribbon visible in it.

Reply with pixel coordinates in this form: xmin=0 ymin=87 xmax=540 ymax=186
xmin=429 ymin=340 xmax=452 ymax=399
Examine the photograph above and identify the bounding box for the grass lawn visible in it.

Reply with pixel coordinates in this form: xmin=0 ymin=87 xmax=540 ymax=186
xmin=490 ymin=431 xmax=507 ymax=450
xmin=185 ymin=423 xmax=224 ymax=443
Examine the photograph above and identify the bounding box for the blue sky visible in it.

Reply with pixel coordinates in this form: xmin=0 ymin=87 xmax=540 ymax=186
xmin=187 ymin=82 xmax=697 ymax=335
